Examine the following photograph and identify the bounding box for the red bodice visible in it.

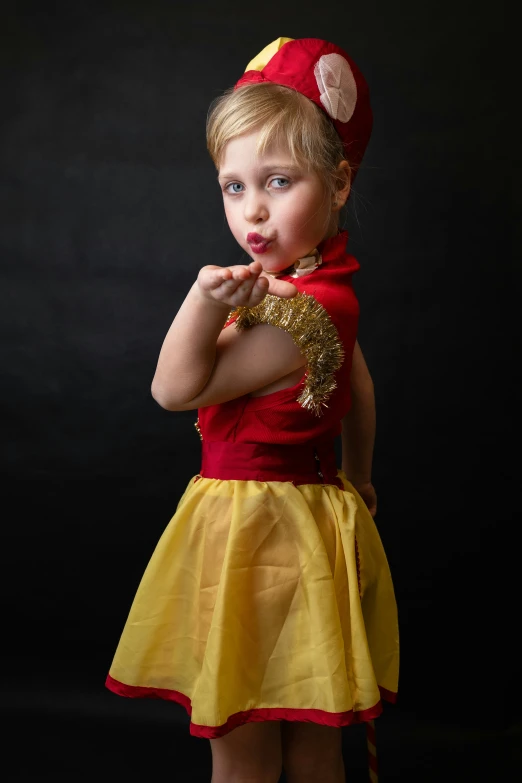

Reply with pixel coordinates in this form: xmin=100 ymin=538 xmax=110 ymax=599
xmin=198 ymin=231 xmax=360 ymax=446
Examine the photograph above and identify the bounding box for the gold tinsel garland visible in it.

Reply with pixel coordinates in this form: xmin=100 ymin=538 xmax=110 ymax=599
xmin=232 ymin=293 xmax=344 ymax=416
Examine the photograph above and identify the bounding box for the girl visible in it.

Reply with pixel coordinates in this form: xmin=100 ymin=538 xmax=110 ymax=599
xmin=106 ymin=37 xmax=399 ymax=783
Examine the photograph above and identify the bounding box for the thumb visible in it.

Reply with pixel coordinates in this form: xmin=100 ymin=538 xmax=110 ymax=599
xmin=263 ymin=275 xmax=298 ymax=299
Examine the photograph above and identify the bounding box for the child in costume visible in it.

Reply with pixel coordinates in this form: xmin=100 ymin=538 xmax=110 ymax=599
xmin=106 ymin=37 xmax=399 ymax=782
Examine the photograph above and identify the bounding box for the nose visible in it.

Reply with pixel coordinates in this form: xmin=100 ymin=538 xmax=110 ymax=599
xmin=243 ymin=189 xmax=269 ymax=224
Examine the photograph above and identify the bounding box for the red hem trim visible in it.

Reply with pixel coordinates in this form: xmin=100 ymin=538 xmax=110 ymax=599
xmin=105 ymin=674 xmax=397 ymax=738
xmin=379 ymin=685 xmax=397 ymax=704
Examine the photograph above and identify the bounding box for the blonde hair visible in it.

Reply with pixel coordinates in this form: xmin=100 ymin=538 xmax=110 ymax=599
xmin=206 ymin=83 xmax=350 ymax=197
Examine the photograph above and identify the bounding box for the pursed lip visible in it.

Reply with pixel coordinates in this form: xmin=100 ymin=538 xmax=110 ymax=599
xmin=247 ymin=232 xmax=274 ymax=245
xmin=246 ymin=232 xmax=274 ymax=254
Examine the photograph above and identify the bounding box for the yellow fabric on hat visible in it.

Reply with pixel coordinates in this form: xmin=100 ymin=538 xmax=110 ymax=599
xmin=244 ymin=37 xmax=294 ymax=72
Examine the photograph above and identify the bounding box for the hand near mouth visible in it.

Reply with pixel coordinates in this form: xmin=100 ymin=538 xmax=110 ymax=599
xmin=197 ymin=261 xmax=297 ymax=308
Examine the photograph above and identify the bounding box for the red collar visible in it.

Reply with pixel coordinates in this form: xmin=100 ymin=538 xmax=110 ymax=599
xmin=272 ymin=230 xmax=350 ymax=279
xmin=318 ymin=230 xmax=349 ymax=263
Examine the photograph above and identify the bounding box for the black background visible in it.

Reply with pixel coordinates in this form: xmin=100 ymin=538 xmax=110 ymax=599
xmin=1 ymin=0 xmax=518 ymax=780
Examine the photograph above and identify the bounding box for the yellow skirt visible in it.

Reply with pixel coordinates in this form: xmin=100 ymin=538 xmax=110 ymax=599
xmin=106 ymin=472 xmax=399 ymax=738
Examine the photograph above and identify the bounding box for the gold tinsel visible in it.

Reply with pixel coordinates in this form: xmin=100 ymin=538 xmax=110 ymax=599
xmin=232 ymin=293 xmax=344 ymax=416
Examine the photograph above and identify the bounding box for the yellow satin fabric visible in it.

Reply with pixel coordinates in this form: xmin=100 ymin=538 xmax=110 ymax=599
xmin=108 ymin=472 xmax=399 ymax=730
xmin=244 ymin=37 xmax=294 ymax=73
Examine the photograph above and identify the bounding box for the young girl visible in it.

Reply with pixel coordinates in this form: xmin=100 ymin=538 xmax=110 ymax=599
xmin=106 ymin=37 xmax=399 ymax=783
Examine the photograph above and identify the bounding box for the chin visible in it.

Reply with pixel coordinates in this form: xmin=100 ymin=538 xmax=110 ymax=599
xmin=264 ymin=263 xmax=294 ymax=277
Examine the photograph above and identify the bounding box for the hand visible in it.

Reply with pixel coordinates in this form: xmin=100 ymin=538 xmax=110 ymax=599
xmin=353 ymin=481 xmax=377 ymax=518
xmin=197 ymin=260 xmax=297 ymax=308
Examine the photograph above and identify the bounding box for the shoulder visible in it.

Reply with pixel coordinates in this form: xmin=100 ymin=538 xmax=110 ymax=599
xmin=234 ymin=292 xmax=341 ymax=351
xmin=281 ymin=262 xmax=361 ymax=333
xmin=276 ymin=233 xmax=361 ymax=317
xmin=233 ymin=292 xmax=345 ymax=415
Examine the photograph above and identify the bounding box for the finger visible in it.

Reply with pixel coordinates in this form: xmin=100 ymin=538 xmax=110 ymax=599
xmin=255 ymin=275 xmax=269 ymax=291
xmin=229 ymin=265 xmax=253 ymax=282
xmin=233 ymin=275 xmax=258 ymax=298
xmin=245 ymin=276 xmax=270 ymax=306
xmin=230 ymin=265 xmax=264 ymax=286
xmin=265 ymin=277 xmax=298 ymax=299
xmin=218 ymin=271 xmax=261 ymax=301
xmin=203 ymin=267 xmax=233 ymax=289
xmin=221 ymin=264 xmax=261 ymax=286
xmin=227 ymin=261 xmax=260 ymax=275
xmin=248 ymin=260 xmax=264 ymax=275
xmin=219 ymin=276 xmax=245 ymax=294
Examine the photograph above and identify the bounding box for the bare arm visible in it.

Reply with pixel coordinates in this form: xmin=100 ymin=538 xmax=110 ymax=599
xmin=151 ymin=281 xmax=232 ymax=408
xmin=341 ymin=340 xmax=376 ymax=485
xmin=151 ymin=261 xmax=302 ymax=411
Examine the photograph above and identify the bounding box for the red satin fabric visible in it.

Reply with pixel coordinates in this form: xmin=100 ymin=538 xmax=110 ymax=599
xmin=198 ymin=231 xmax=360 ymax=446
xmin=200 ymin=439 xmax=343 ymax=489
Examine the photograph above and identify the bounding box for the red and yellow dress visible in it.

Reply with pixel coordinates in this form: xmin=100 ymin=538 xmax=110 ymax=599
xmin=105 ymin=231 xmax=399 ymax=738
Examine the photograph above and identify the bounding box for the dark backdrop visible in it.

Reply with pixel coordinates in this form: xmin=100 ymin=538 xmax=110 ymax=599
xmin=1 ymin=1 xmax=518 ymax=780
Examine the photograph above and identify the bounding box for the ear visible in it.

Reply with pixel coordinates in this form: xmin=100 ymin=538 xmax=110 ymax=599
xmin=332 ymin=160 xmax=351 ymax=211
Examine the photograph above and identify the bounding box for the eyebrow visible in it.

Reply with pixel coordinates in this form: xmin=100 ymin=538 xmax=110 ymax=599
xmin=218 ymin=164 xmax=301 ymax=180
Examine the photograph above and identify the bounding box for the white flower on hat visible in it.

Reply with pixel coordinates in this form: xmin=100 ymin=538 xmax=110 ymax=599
xmin=314 ymin=53 xmax=357 ymax=123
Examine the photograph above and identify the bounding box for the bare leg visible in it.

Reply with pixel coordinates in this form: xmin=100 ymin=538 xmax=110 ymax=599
xmin=209 ymin=720 xmax=283 ymax=783
xmin=281 ymin=721 xmax=346 ymax=783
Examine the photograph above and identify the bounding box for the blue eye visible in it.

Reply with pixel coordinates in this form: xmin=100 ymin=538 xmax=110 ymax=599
xmin=270 ymin=177 xmax=290 ymax=189
xmin=225 ymin=182 xmax=244 ymax=194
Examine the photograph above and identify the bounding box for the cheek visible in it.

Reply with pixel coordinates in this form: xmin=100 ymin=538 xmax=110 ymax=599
xmin=223 ymin=201 xmax=237 ymax=228
xmin=223 ymin=203 xmax=247 ymax=245
xmin=285 ymin=193 xmax=328 ymax=232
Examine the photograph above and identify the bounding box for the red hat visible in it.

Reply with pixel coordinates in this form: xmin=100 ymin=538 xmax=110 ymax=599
xmin=235 ymin=37 xmax=373 ymax=181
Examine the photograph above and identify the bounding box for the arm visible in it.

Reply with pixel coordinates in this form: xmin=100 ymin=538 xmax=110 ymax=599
xmin=151 ymin=261 xmax=302 ymax=411
xmin=341 ymin=340 xmax=376 ymax=486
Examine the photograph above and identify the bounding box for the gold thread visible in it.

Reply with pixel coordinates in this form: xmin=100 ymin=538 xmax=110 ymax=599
xmin=194 ymin=419 xmax=203 ymax=441
xmin=232 ymin=293 xmax=344 ymax=416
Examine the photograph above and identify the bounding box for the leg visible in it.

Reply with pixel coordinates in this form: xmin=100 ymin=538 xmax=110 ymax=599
xmin=209 ymin=720 xmax=283 ymax=783
xmin=281 ymin=721 xmax=345 ymax=783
